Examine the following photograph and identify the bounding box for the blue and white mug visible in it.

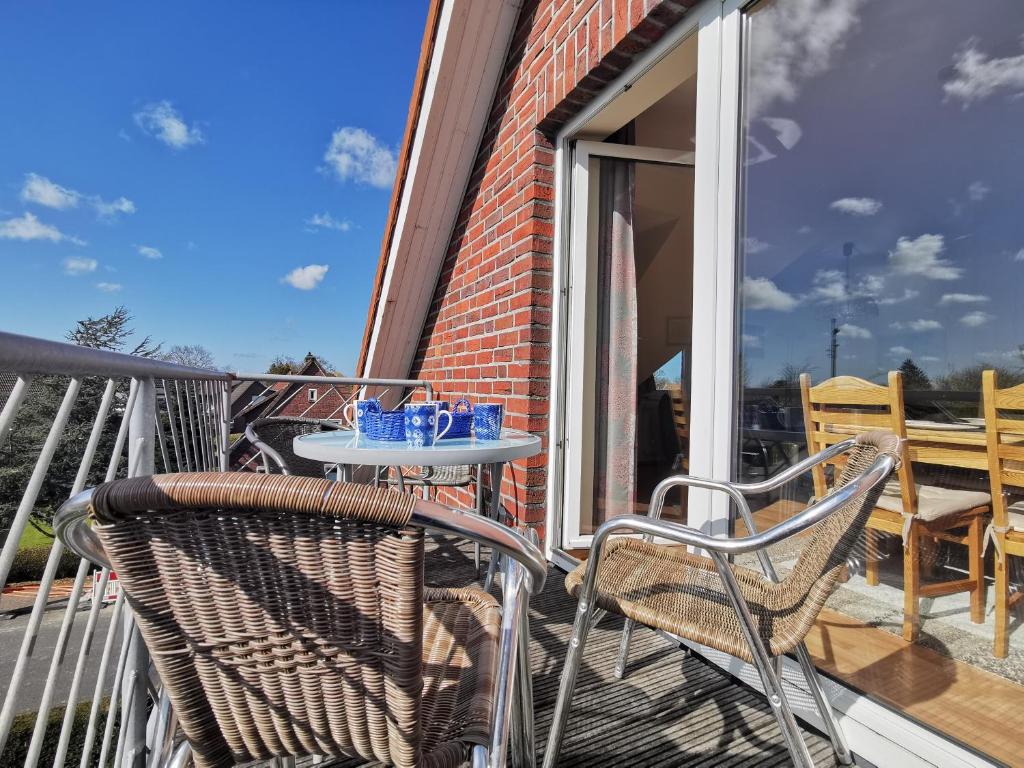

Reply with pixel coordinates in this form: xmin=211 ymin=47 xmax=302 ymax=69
xmin=343 ymin=398 xmax=379 ymax=433
xmin=404 ymin=402 xmax=452 ymax=447
xmin=473 ymin=403 xmax=503 ymax=440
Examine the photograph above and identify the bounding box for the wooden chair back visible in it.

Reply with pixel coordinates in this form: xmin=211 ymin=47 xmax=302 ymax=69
xmin=982 ymin=370 xmax=1024 ymax=529
xmin=800 ymin=372 xmax=915 ymax=513
xmin=665 ymin=384 xmax=689 ymax=446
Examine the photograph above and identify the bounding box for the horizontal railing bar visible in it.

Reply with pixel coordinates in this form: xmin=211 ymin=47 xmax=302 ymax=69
xmin=234 ymin=371 xmax=433 ymax=392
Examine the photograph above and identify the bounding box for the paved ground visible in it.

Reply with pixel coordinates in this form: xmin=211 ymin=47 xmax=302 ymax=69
xmin=328 ymin=536 xmax=841 ymax=767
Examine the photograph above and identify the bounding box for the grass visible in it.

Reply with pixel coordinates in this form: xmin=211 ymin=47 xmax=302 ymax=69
xmin=19 ymin=521 xmax=55 ymax=549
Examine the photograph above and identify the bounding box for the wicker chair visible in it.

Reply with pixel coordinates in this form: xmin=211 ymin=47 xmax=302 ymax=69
xmin=54 ymin=472 xmax=547 ymax=768
xmin=245 ymin=416 xmax=341 ymax=476
xmin=386 ymin=464 xmax=476 ymax=491
xmin=543 ymin=431 xmax=901 ymax=768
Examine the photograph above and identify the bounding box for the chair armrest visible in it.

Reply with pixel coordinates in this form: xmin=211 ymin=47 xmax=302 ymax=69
xmin=595 ymin=445 xmax=895 ymax=558
xmin=244 ymin=423 xmax=289 ymax=475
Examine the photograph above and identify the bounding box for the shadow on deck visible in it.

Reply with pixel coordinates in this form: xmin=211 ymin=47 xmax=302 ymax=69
xmin=330 ymin=536 xmax=841 ymax=767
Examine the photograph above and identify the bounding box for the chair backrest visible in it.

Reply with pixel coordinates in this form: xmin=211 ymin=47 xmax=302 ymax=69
xmin=250 ymin=416 xmax=340 ymax=476
xmin=800 ymin=372 xmax=915 ymax=514
xmin=665 ymin=384 xmax=689 ymax=445
xmin=982 ymin=370 xmax=1024 ymax=528
xmin=775 ymin=431 xmax=901 ymax=636
xmin=89 ymin=473 xmax=433 ymax=768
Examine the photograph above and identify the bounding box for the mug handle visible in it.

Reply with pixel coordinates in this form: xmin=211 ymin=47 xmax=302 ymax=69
xmin=342 ymin=402 xmax=357 ymax=429
xmin=436 ymin=409 xmax=453 ymax=440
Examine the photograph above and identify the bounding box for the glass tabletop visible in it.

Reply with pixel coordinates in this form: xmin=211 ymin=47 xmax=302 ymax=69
xmin=293 ymin=428 xmax=542 ymax=466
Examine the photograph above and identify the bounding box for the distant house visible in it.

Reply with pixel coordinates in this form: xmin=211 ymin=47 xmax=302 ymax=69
xmin=229 ymin=353 xmax=355 ymax=469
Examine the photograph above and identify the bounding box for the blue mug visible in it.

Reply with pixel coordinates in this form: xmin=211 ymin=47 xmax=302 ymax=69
xmin=473 ymin=403 xmax=503 ymax=440
xmin=404 ymin=402 xmax=452 ymax=447
xmin=344 ymin=398 xmax=379 ymax=433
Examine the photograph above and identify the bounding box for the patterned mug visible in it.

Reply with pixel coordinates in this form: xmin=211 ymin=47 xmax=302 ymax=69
xmin=473 ymin=403 xmax=503 ymax=440
xmin=343 ymin=398 xmax=379 ymax=433
xmin=404 ymin=402 xmax=452 ymax=447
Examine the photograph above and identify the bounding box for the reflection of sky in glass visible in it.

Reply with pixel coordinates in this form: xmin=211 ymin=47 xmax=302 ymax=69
xmin=738 ymin=0 xmax=1024 ymax=386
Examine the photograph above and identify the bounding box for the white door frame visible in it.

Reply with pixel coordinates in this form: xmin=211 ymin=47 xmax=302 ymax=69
xmin=546 ymin=0 xmax=725 ymax=554
xmin=561 ymin=141 xmax=695 ymax=549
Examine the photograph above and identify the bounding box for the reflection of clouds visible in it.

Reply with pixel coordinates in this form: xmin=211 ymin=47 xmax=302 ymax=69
xmin=960 ymin=311 xmax=994 ymax=328
xmin=742 ymin=333 xmax=762 ymax=348
xmin=939 ymin=293 xmax=989 ymax=305
xmin=891 ymin=319 xmax=942 ymax=332
xmin=838 ymin=322 xmax=872 ymax=339
xmin=943 ymin=36 xmax=1024 ymax=106
xmin=742 ymin=276 xmax=798 ymax=311
xmin=889 ymin=346 xmax=913 ymax=357
xmin=743 ymin=236 xmax=771 ymax=254
xmin=746 ymin=0 xmax=866 ymax=119
xmin=830 ymin=196 xmax=882 ymax=216
xmin=1014 ymin=248 xmax=1024 ymax=262
xmin=967 ymin=181 xmax=991 ymax=201
xmin=807 ymin=269 xmax=914 ymax=306
xmin=888 ymin=234 xmax=962 ymax=280
xmin=761 ymin=117 xmax=803 ymax=149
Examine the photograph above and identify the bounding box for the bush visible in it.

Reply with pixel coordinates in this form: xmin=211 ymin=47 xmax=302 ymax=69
xmin=8 ymin=545 xmax=81 ymax=584
xmin=6 ymin=699 xmax=116 ymax=766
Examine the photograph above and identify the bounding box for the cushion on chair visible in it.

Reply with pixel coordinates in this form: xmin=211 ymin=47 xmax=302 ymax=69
xmin=1005 ymin=500 xmax=1024 ymax=531
xmin=876 ymin=482 xmax=990 ymax=522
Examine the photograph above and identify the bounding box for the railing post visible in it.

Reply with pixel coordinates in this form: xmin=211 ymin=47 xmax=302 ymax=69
xmin=122 ymin=377 xmax=155 ymax=768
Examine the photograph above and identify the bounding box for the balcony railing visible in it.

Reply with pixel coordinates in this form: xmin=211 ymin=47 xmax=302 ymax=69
xmin=0 ymin=330 xmax=431 ymax=767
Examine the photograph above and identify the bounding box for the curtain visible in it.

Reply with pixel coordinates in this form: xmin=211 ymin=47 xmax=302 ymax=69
xmin=593 ymin=156 xmax=638 ymax=527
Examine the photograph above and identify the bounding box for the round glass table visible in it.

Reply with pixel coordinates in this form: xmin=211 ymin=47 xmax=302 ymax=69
xmin=293 ymin=428 xmax=542 ymax=587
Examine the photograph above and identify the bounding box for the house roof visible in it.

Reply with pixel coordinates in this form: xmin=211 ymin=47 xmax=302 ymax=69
xmin=357 ymin=0 xmax=522 ymax=378
xmin=235 ymin=354 xmax=339 ymax=421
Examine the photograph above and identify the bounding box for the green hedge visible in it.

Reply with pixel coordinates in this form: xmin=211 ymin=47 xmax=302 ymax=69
xmin=6 ymin=699 xmax=116 ymax=766
xmin=8 ymin=545 xmax=81 ymax=584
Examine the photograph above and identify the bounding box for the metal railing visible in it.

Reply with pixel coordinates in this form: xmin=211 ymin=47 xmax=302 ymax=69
xmin=0 ymin=330 xmax=432 ymax=767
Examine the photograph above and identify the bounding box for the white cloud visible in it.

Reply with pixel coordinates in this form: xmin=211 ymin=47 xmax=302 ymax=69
xmin=745 ymin=0 xmax=866 ymax=118
xmin=20 ymin=173 xmax=135 ymax=218
xmin=742 ymin=333 xmax=762 ymax=348
xmin=877 ymin=288 xmax=919 ymax=306
xmin=305 ymin=212 xmax=353 ymax=232
xmin=743 ymin=236 xmax=771 ymax=254
xmin=830 ymin=196 xmax=882 ymax=216
xmin=838 ymin=323 xmax=872 ymax=339
xmin=742 ymin=276 xmax=798 ymax=311
xmin=21 ymin=173 xmax=79 ymax=209
xmin=94 ymin=197 xmax=136 ymax=217
xmin=943 ymin=37 xmax=1024 ymax=106
xmin=1014 ymin=248 xmax=1024 ymax=262
xmin=967 ymin=181 xmax=990 ymax=201
xmin=96 ymin=282 xmax=122 ymax=293
xmin=798 ymin=225 xmax=812 ymax=234
xmin=63 ymin=257 xmax=97 ymax=275
xmin=137 ymin=245 xmax=162 ymax=260
xmin=891 ymin=319 xmax=943 ymax=332
xmin=808 ymin=270 xmax=849 ymax=302
xmin=282 ymin=264 xmax=329 ymax=290
xmin=889 ymin=346 xmax=913 ymax=357
xmin=960 ymin=311 xmax=994 ymax=327
xmin=920 ymin=356 xmax=942 ymax=363
xmin=0 ymin=212 xmax=84 ymax=244
xmin=133 ymin=101 xmax=204 ymax=149
xmin=761 ymin=117 xmax=803 ymax=149
xmin=939 ymin=292 xmax=989 ymax=305
xmin=322 ymin=127 xmax=396 ymax=188
xmin=888 ymin=234 xmax=962 ymax=280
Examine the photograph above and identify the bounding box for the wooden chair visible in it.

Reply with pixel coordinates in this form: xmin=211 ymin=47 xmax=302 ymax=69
xmin=665 ymin=384 xmax=689 ymax=470
xmin=54 ymin=472 xmax=547 ymax=768
xmin=982 ymin=370 xmax=1024 ymax=658
xmin=800 ymin=372 xmax=989 ymax=642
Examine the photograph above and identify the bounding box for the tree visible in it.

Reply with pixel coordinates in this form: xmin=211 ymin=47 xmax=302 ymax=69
xmin=0 ymin=307 xmax=161 ymax=534
xmin=937 ymin=363 xmax=1024 ymax=391
xmin=162 ymin=344 xmax=217 ymax=370
xmin=898 ymin=358 xmax=932 ymax=390
xmin=266 ymin=353 xmax=338 ymax=375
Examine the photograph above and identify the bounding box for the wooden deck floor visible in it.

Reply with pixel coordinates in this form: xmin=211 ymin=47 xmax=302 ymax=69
xmin=330 ymin=537 xmax=840 ymax=767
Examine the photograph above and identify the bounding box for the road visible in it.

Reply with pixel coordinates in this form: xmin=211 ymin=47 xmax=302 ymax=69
xmin=0 ymin=599 xmax=119 ymax=715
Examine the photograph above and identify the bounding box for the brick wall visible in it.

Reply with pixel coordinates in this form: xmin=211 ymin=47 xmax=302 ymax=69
xmin=409 ymin=0 xmax=693 ymax=538
xmin=274 ymin=384 xmax=356 ymax=421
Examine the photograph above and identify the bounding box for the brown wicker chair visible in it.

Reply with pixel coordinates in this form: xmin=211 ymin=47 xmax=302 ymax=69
xmin=543 ymin=431 xmax=901 ymax=768
xmin=244 ymin=416 xmax=341 ymax=477
xmin=54 ymin=472 xmax=547 ymax=768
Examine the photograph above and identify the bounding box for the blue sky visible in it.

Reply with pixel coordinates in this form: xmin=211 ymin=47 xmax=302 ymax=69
xmin=738 ymin=0 xmax=1024 ymax=386
xmin=0 ymin=1 xmax=428 ymax=374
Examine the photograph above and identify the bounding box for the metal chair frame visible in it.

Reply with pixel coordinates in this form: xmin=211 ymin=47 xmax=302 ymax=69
xmin=543 ymin=438 xmax=898 ymax=768
xmin=243 ymin=417 xmax=341 ymax=476
xmin=56 ymin=484 xmax=547 ymax=768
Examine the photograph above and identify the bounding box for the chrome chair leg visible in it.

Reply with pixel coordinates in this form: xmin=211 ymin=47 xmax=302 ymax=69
xmin=472 ymin=744 xmax=489 ymax=768
xmin=795 ymin=642 xmax=853 ymax=765
xmin=542 ymin=594 xmax=596 ymax=768
xmin=614 ymin=617 xmax=635 ymax=679
xmin=165 ymin=740 xmax=192 ymax=768
xmin=511 ymin=600 xmax=536 ymax=767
